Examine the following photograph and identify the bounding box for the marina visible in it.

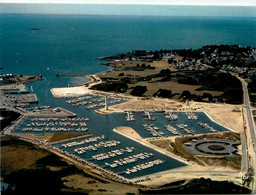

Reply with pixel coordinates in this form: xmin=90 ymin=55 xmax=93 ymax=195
xmin=163 ymin=111 xmax=178 ymax=121
xmin=21 ymin=117 xmax=89 ymax=132
xmin=2 ymin=14 xmax=253 ymax=193
xmin=65 ymin=94 xmax=122 ymax=109
xmin=14 ymin=111 xmax=230 ymax=179
xmin=50 ymin=135 xmax=176 ymax=180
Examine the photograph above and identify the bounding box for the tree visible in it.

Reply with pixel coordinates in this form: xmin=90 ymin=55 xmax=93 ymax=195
xmin=160 ymin=69 xmax=171 ymax=75
xmin=130 ymin=85 xmax=147 ymax=96
xmin=153 ymin=89 xmax=172 ymax=98
xmin=202 ymin=93 xmax=213 ymax=102
xmin=168 ymin=58 xmax=174 ymax=64
xmin=179 ymin=90 xmax=192 ymax=100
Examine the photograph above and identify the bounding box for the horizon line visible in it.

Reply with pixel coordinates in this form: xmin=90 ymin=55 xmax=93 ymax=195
xmin=0 ymin=2 xmax=255 ymax=7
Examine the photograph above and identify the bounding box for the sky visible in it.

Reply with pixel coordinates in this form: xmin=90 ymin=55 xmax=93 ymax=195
xmin=0 ymin=1 xmax=256 ymax=16
xmin=0 ymin=0 xmax=256 ymax=6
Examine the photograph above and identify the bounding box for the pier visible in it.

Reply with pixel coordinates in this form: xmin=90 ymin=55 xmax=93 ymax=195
xmin=142 ymin=124 xmax=164 ymax=137
xmin=164 ymin=125 xmax=181 ymax=136
xmin=61 ymin=135 xmax=107 ymax=148
xmin=197 ymin=122 xmax=217 ymax=132
xmin=144 ymin=112 xmax=156 ymax=121
xmin=176 ymin=124 xmax=196 ymax=135
xmin=123 ymin=159 xmax=165 ymax=175
xmin=21 ymin=117 xmax=88 ymax=132
xmin=91 ymin=147 xmax=135 ymax=161
xmin=56 ymin=73 xmax=89 ymax=77
xmin=65 ymin=94 xmax=122 ymax=109
xmin=185 ymin=111 xmax=198 ymax=120
xmin=163 ymin=111 xmax=178 ymax=121
xmin=126 ymin=111 xmax=135 ymax=122
xmin=105 ymin=152 xmax=154 ymax=168
xmin=74 ymin=140 xmax=121 ymax=154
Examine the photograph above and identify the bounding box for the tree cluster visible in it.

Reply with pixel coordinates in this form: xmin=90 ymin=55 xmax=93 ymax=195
xmin=130 ymin=85 xmax=147 ymax=96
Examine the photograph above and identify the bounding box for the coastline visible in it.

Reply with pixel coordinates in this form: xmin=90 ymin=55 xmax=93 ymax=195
xmin=50 ymin=74 xmax=101 ymax=98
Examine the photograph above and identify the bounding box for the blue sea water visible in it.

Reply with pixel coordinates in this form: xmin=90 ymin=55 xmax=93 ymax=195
xmin=1 ymin=14 xmax=255 ymax=179
xmin=1 ymin=14 xmax=256 ymax=105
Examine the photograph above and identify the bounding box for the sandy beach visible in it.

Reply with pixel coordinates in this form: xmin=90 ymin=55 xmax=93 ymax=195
xmin=50 ymin=75 xmax=102 ymax=98
xmin=51 ymin=86 xmax=91 ymax=98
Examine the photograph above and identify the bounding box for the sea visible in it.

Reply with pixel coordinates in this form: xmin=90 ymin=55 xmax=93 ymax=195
xmin=1 ymin=14 xmax=255 ymax=179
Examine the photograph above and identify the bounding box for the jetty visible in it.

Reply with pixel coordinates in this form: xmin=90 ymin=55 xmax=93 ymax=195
xmin=164 ymin=125 xmax=181 ymax=136
xmin=142 ymin=124 xmax=164 ymax=137
xmin=74 ymin=140 xmax=121 ymax=154
xmin=176 ymin=123 xmax=195 ymax=135
xmin=92 ymin=147 xmax=135 ymax=161
xmin=126 ymin=111 xmax=135 ymax=122
xmin=144 ymin=112 xmax=156 ymax=121
xmin=105 ymin=152 xmax=154 ymax=168
xmin=163 ymin=111 xmax=178 ymax=121
xmin=56 ymin=74 xmax=89 ymax=77
xmin=185 ymin=111 xmax=198 ymax=120
xmin=123 ymin=159 xmax=165 ymax=175
xmin=197 ymin=122 xmax=217 ymax=132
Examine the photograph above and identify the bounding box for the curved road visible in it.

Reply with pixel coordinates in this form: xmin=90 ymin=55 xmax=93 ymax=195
xmin=239 ymin=77 xmax=256 ymax=194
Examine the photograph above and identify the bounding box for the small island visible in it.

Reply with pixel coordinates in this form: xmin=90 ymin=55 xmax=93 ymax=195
xmin=30 ymin=28 xmax=41 ymax=30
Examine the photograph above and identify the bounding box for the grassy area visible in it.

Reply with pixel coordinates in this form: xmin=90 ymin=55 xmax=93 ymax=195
xmin=1 ymin=136 xmax=48 ymax=174
xmin=98 ymin=60 xmax=236 ymax=101
xmin=149 ymin=132 xmax=241 ymax=169
xmin=197 ymin=156 xmax=241 ymax=170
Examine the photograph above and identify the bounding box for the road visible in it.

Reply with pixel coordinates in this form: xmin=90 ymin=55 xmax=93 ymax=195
xmin=239 ymin=77 xmax=256 ymax=194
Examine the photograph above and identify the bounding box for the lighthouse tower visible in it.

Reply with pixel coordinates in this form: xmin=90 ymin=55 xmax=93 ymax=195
xmin=105 ymin=96 xmax=108 ymax=110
